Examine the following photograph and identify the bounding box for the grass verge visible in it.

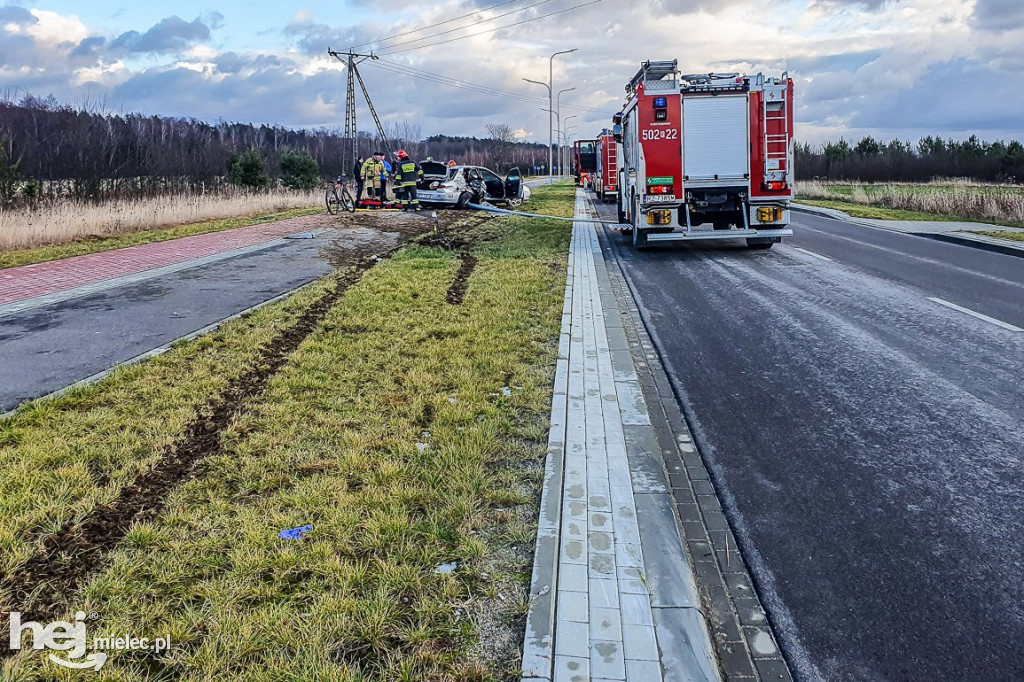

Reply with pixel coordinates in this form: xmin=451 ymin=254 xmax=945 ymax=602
xmin=0 ymin=206 xmax=323 ymax=271
xmin=972 ymin=230 xmax=1024 ymax=243
xmin=1 ymin=183 xmax=575 ymax=680
xmin=796 ymin=198 xmax=964 ymax=222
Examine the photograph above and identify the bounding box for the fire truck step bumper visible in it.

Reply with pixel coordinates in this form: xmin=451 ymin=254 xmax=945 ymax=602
xmin=645 ymin=228 xmax=793 ymax=242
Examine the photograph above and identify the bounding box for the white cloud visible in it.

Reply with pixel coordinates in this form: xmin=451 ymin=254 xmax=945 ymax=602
xmin=0 ymin=1 xmax=1019 ymax=145
xmin=23 ymin=9 xmax=89 ymax=45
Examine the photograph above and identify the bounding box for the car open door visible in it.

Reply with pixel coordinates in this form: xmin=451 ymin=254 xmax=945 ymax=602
xmin=504 ymin=167 xmax=523 ymax=206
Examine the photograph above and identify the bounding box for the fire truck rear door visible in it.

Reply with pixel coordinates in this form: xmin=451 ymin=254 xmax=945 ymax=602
xmin=682 ymin=96 xmax=749 ymax=183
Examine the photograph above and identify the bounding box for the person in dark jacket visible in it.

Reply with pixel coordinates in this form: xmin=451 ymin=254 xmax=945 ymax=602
xmin=393 ymin=150 xmax=423 ymax=211
xmin=353 ymin=156 xmax=365 ymax=201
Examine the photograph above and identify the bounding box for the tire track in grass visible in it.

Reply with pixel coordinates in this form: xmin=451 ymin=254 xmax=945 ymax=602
xmin=0 ymin=248 xmax=404 ymax=653
xmin=0 ymin=211 xmax=496 ymax=659
xmin=446 ymin=253 xmax=479 ymax=304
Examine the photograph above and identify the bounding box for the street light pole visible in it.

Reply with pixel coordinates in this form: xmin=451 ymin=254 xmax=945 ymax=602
xmin=562 ymin=115 xmax=577 ymax=180
xmin=526 ymin=48 xmax=577 ymax=184
xmin=556 ymin=88 xmax=575 ymax=178
xmin=548 ymin=48 xmax=577 ymax=184
xmin=541 ymin=107 xmax=561 ymax=178
xmin=523 ymin=78 xmax=550 ymax=177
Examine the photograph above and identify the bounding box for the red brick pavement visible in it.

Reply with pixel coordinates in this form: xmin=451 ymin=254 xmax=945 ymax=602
xmin=0 ymin=214 xmax=329 ymax=306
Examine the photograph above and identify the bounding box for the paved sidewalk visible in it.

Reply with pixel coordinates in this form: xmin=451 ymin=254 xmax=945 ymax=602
xmin=0 ymin=214 xmax=326 ymax=309
xmin=522 ymin=190 xmax=719 ymax=682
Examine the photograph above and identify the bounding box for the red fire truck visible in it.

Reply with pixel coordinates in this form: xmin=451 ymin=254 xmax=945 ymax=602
xmin=594 ymin=131 xmax=618 ymax=203
xmin=572 ymin=139 xmax=597 ymax=187
xmin=615 ymin=60 xmax=794 ymax=249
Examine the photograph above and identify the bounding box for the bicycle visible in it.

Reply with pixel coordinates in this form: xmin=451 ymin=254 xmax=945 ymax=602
xmin=325 ymin=176 xmax=356 ymax=214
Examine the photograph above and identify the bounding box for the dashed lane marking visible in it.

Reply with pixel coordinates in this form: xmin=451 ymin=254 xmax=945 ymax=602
xmin=792 ymin=246 xmax=833 ymax=262
xmin=927 ymin=297 xmax=1023 ymax=332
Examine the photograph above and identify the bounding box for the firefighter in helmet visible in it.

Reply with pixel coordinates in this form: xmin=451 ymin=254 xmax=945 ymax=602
xmin=393 ymin=150 xmax=423 ymax=211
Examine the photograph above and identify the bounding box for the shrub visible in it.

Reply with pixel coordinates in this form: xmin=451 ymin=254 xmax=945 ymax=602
xmin=279 ymin=150 xmax=321 ymax=190
xmin=227 ymin=149 xmax=268 ymax=189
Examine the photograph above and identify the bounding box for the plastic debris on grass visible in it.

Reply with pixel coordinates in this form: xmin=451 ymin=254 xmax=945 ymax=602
xmin=278 ymin=524 xmax=314 ymax=540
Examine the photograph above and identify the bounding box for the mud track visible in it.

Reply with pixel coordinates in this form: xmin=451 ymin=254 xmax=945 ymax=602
xmin=416 ymin=213 xmax=491 ymax=306
xmin=446 ymin=253 xmax=478 ymax=305
xmin=0 ymin=211 xmax=492 ymax=653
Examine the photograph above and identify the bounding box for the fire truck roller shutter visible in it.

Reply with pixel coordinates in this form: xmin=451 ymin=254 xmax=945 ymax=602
xmin=682 ymin=96 xmax=749 ymax=182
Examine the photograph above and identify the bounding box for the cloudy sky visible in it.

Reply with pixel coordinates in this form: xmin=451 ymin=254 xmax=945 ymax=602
xmin=1 ymin=0 xmax=1021 ymax=145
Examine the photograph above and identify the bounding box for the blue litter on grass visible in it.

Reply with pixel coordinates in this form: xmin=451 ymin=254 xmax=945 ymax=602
xmin=279 ymin=524 xmax=314 ymax=540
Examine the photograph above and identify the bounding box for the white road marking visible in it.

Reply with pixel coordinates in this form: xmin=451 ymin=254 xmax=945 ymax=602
xmin=927 ymin=297 xmax=1023 ymax=332
xmin=792 ymin=247 xmax=833 ymax=262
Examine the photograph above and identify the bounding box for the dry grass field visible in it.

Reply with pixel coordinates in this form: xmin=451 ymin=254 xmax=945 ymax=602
xmin=796 ymin=179 xmax=1024 ymax=226
xmin=0 ymin=189 xmax=322 ymax=252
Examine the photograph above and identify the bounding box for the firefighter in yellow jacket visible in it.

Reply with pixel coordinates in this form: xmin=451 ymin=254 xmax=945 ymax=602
xmin=393 ymin=150 xmax=423 ymax=211
xmin=360 ymin=151 xmax=386 ymax=201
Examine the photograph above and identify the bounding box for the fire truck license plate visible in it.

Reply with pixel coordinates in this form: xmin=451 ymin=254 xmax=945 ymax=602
xmin=643 ymin=195 xmax=676 ymax=203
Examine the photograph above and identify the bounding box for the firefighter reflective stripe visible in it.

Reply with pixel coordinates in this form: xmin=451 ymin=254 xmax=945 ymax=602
xmin=396 ymin=161 xmax=422 ymax=187
xmin=361 ymin=159 xmax=385 ymax=180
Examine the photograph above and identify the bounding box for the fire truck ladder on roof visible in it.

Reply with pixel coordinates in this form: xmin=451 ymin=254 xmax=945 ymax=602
xmin=759 ymin=73 xmax=790 ymax=184
xmin=627 ymin=60 xmax=678 ymax=94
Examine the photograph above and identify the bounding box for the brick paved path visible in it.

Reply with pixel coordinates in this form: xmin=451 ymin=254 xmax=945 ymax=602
xmin=0 ymin=214 xmax=326 ymax=306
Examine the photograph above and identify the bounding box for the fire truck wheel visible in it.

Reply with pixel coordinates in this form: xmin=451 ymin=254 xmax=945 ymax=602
xmin=633 ymin=228 xmax=649 ymax=249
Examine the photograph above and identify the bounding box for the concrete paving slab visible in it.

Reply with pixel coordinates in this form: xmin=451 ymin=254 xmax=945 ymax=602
xmin=521 ymin=190 xmax=716 ymax=682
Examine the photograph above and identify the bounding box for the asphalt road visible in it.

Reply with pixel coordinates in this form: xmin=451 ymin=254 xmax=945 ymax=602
xmin=596 ymin=204 xmax=1024 ymax=681
xmin=0 ymin=237 xmax=336 ymax=412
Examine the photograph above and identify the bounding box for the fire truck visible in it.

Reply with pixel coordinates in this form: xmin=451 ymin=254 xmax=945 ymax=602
xmin=572 ymin=139 xmax=597 ymax=187
xmin=615 ymin=60 xmax=794 ymax=249
xmin=593 ymin=130 xmax=618 ymax=203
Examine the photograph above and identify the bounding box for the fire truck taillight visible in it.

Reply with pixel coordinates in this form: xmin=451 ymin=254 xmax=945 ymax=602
xmin=764 ymin=181 xmax=787 ymax=191
xmin=648 ymin=185 xmax=673 ymax=195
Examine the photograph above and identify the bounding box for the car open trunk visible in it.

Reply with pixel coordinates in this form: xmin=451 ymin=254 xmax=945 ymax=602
xmin=418 ymin=161 xmax=449 ymax=191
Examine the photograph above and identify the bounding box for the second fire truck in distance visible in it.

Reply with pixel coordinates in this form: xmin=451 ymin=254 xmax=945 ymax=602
xmin=593 ymin=130 xmax=619 ymax=204
xmin=615 ymin=60 xmax=794 ymax=249
xmin=572 ymin=139 xmax=598 ymax=187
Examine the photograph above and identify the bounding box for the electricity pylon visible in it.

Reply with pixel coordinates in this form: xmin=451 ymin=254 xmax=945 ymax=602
xmin=327 ymin=49 xmax=393 ymax=178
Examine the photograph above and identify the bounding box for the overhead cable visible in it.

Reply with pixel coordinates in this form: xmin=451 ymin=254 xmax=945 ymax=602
xmin=378 ymin=0 xmax=605 ymax=55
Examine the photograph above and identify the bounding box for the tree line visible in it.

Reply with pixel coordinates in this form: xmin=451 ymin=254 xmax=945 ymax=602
xmin=0 ymin=94 xmax=551 ymax=205
xmin=795 ymin=135 xmax=1024 ymax=183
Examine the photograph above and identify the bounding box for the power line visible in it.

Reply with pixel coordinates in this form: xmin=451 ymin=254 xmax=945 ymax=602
xmin=376 ymin=58 xmax=548 ymax=103
xmin=369 ymin=0 xmax=554 ymax=51
xmin=366 ymin=58 xmax=613 ymax=115
xmin=367 ymin=61 xmax=546 ymax=105
xmin=378 ymin=0 xmax=605 ymax=55
xmin=350 ymin=0 xmax=533 ymax=50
